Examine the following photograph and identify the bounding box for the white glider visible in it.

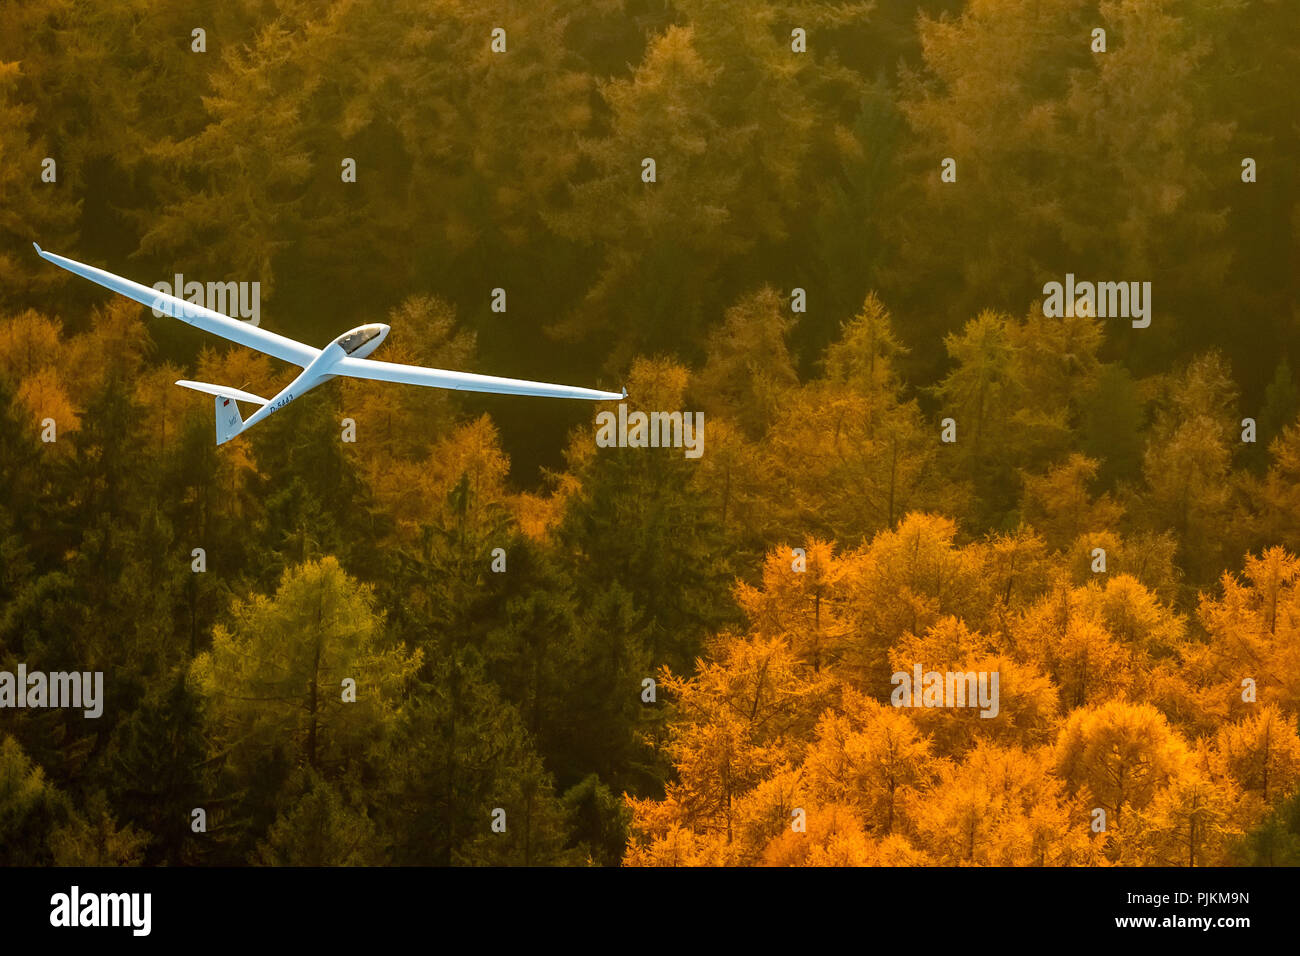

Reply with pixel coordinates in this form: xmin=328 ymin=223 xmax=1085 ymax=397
xmin=34 ymin=244 xmax=625 ymax=445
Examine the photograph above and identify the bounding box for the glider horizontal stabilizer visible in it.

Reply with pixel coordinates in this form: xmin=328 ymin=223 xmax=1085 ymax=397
xmin=174 ymin=380 xmax=269 ymax=405
xmin=173 ymin=381 xmax=267 ymax=445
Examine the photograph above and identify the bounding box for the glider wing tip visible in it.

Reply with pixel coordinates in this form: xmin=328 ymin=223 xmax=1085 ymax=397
xmin=32 ymin=242 xmax=42 ymax=255
xmin=621 ymin=386 xmax=627 ymax=399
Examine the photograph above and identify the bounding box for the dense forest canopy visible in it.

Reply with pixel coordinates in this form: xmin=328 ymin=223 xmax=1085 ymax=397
xmin=1 ymin=0 xmax=1299 ymax=866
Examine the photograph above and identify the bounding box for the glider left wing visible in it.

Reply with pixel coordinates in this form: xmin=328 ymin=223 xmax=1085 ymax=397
xmin=33 ymin=244 xmax=319 ymax=367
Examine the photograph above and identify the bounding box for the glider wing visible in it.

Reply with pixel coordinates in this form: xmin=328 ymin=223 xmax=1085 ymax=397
xmin=33 ymin=244 xmax=318 ymax=367
xmin=333 ymin=356 xmax=625 ymax=402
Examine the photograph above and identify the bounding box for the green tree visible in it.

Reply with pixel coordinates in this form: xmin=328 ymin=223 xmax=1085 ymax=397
xmin=380 ymin=650 xmax=576 ymax=866
xmin=192 ymin=557 xmax=419 ymax=780
xmin=254 ymin=770 xmax=386 ymax=866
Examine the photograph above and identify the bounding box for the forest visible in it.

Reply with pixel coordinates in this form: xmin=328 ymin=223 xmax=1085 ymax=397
xmin=1 ymin=0 xmax=1300 ymax=866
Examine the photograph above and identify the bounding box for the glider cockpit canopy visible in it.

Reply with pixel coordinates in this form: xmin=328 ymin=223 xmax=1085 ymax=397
xmin=333 ymin=323 xmax=389 ymax=356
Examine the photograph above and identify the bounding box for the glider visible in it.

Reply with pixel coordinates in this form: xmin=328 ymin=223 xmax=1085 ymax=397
xmin=34 ymin=244 xmax=625 ymax=445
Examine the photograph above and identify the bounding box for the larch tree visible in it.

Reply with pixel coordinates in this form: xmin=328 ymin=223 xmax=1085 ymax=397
xmin=191 ymin=557 xmax=420 ymax=782
xmin=1055 ymin=701 xmax=1189 ymax=833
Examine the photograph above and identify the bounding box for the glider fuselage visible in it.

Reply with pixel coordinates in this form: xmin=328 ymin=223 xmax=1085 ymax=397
xmin=239 ymin=324 xmax=389 ymax=432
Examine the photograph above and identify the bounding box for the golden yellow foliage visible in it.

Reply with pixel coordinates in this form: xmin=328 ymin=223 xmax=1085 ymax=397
xmin=0 ymin=309 xmax=62 ymax=382
xmin=627 ymin=527 xmax=1300 ymax=867
xmin=15 ymin=366 xmax=79 ymax=441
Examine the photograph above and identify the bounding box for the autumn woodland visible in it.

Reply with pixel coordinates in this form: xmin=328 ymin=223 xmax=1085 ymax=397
xmin=2 ymin=0 xmax=1300 ymax=868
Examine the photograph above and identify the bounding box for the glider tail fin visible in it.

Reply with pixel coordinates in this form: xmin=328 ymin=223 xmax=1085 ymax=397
xmin=214 ymin=395 xmax=245 ymax=445
xmin=173 ymin=380 xmax=268 ymax=445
